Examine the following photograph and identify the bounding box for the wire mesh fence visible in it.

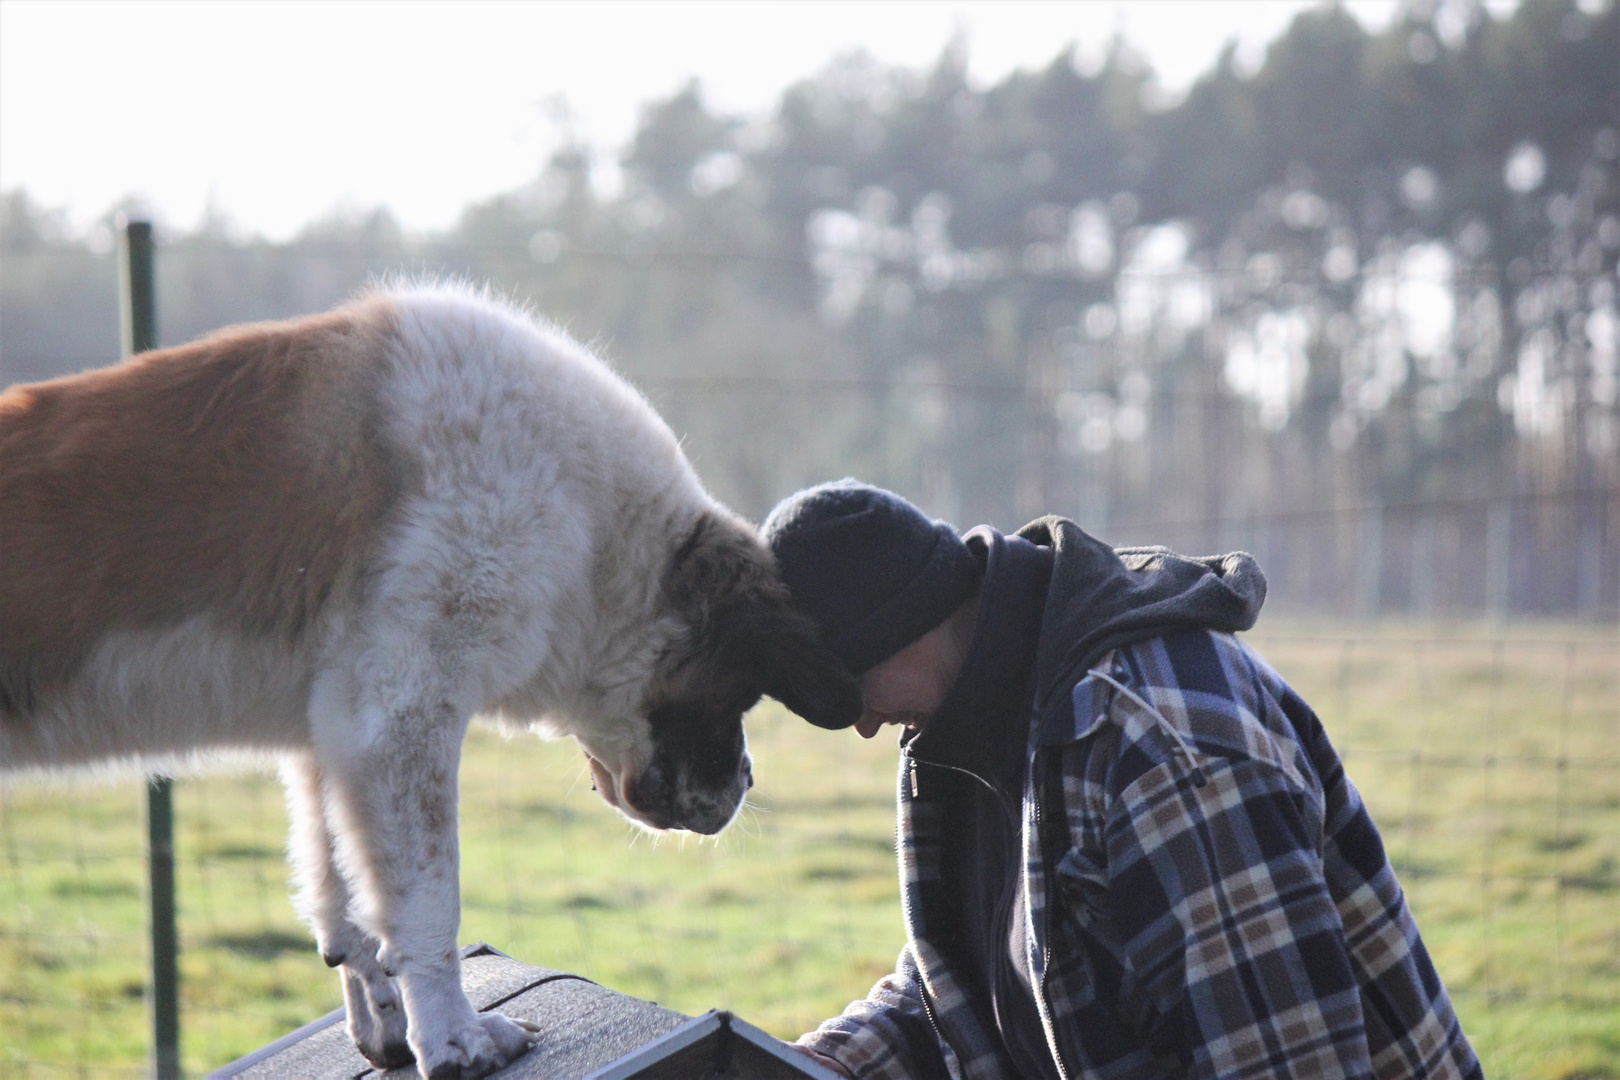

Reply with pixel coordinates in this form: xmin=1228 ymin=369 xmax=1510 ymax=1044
xmin=2 ymin=621 xmax=1615 ymax=1078
xmin=1242 ymin=624 xmax=1620 ymax=1079
xmin=5 ymin=238 xmax=1618 ymax=624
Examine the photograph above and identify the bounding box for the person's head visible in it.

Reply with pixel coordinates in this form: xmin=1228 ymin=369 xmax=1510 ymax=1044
xmin=762 ymin=480 xmax=982 ymax=737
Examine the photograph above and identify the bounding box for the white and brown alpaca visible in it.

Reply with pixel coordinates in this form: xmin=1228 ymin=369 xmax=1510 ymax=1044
xmin=0 ymin=285 xmax=860 ymax=1078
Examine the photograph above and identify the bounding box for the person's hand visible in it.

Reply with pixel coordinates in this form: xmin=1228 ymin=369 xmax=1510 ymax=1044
xmin=787 ymin=1041 xmax=857 ymax=1078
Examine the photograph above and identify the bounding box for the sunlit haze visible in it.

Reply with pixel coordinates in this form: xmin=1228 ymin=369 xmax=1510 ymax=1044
xmin=1 ymin=0 xmax=1513 ymax=239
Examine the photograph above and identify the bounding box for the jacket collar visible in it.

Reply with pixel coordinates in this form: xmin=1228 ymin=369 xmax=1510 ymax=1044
xmin=1014 ymin=517 xmax=1267 ymax=726
xmin=904 ymin=526 xmax=1053 ymax=801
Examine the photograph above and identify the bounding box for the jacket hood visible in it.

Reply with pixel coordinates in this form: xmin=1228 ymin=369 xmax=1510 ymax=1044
xmin=1016 ymin=517 xmax=1267 ymax=718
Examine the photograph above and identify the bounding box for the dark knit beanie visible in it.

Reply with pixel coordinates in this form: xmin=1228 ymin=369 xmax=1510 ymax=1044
xmin=762 ymin=480 xmax=982 ymax=686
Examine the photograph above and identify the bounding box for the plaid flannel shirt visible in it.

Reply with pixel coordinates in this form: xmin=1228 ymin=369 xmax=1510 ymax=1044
xmin=801 ymin=629 xmax=1481 ymax=1080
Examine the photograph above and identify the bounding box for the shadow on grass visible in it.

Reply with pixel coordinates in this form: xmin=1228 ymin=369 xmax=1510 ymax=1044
xmin=207 ymin=930 xmax=313 ymax=960
xmin=204 ymin=844 xmax=282 ymax=861
xmin=561 ymin=893 xmax=615 ymax=910
xmin=50 ymin=876 xmax=140 ymax=899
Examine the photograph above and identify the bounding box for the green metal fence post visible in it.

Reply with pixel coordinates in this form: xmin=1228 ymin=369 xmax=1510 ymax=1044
xmin=147 ymin=777 xmax=179 ymax=1079
xmin=121 ymin=219 xmax=181 ymax=1079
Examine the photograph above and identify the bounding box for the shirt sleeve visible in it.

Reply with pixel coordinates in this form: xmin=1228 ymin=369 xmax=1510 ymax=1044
xmin=1105 ymin=751 xmax=1377 ymax=1079
xmin=797 ymin=943 xmax=955 ymax=1080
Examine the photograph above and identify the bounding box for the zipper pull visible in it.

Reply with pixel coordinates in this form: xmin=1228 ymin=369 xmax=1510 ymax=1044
xmin=910 ymin=760 xmax=920 ymax=798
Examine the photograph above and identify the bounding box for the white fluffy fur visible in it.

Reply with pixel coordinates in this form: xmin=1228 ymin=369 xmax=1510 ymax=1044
xmin=1 ymin=285 xmax=752 ymax=1077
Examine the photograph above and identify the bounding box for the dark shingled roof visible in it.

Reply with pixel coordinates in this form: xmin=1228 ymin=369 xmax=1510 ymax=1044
xmin=209 ymin=944 xmax=839 ymax=1080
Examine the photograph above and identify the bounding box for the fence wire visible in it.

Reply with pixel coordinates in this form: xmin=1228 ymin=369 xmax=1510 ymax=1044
xmin=2 ymin=624 xmax=1617 ymax=1078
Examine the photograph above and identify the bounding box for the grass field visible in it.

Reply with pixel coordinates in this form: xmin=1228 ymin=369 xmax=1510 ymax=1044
xmin=2 ymin=621 xmax=1616 ymax=1078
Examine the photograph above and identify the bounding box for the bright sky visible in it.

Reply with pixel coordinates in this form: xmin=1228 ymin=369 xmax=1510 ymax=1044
xmin=1 ymin=0 xmax=1445 ymax=240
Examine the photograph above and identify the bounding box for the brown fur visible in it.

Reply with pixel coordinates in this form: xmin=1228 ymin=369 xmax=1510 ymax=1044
xmin=652 ymin=510 xmax=861 ymax=739
xmin=0 ymin=300 xmax=406 ymax=716
xmin=0 ymin=286 xmax=863 ymax=1076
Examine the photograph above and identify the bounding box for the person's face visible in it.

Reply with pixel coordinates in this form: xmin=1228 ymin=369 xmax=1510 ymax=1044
xmin=854 ymin=633 xmax=948 ymax=737
xmin=852 ymin=593 xmax=978 ymax=738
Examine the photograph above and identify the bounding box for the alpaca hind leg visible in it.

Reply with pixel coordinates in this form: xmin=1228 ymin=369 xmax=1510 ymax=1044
xmin=281 ymin=753 xmax=412 ymax=1070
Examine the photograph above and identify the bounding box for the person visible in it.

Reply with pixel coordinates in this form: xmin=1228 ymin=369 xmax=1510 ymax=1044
xmin=765 ymin=480 xmax=1481 ymax=1080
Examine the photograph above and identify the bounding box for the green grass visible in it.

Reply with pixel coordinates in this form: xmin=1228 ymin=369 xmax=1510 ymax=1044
xmin=1242 ymin=623 xmax=1620 ymax=1080
xmin=2 ymin=621 xmax=1615 ymax=1077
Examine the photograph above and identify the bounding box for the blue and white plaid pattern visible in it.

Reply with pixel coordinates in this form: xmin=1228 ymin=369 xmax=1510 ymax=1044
xmin=801 ymin=630 xmax=1481 ymax=1079
xmin=798 ymin=759 xmax=1006 ymax=1079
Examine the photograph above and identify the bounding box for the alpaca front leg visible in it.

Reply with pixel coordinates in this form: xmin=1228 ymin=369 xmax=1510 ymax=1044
xmin=317 ymin=704 xmax=537 ymax=1079
xmin=281 ymin=754 xmax=412 ymax=1070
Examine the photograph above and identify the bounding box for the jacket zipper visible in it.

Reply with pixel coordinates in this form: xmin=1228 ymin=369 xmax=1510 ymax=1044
xmin=1031 ymin=766 xmax=1074 ymax=1080
xmin=899 ymin=757 xmax=955 ymax=1068
xmin=903 ymin=749 xmax=1020 ymax=828
xmin=904 ymin=750 xmax=1071 ymax=1078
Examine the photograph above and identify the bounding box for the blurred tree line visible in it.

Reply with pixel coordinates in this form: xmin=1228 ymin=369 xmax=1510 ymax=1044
xmin=3 ymin=0 xmax=1616 ymax=616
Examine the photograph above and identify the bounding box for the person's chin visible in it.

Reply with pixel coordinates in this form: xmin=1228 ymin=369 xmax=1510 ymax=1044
xmin=855 ymin=710 xmax=926 ymax=738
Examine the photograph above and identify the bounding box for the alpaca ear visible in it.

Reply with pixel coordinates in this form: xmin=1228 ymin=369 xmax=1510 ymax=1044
xmin=756 ymin=611 xmax=864 ymax=731
xmin=662 ymin=510 xmax=863 ymax=729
